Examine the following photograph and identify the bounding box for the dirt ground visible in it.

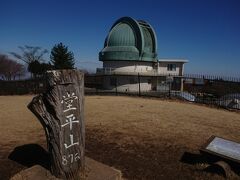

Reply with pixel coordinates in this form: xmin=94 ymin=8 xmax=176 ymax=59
xmin=0 ymin=95 xmax=240 ymax=179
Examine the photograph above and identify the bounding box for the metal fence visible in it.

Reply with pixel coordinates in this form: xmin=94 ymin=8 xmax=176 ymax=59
xmin=85 ymin=74 xmax=240 ymax=110
xmin=0 ymin=74 xmax=239 ymax=110
xmin=0 ymin=79 xmax=46 ymax=95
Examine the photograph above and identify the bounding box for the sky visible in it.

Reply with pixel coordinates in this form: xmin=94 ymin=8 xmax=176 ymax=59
xmin=0 ymin=0 xmax=240 ymax=76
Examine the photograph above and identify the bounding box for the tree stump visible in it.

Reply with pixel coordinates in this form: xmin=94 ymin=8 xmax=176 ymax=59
xmin=28 ymin=70 xmax=85 ymax=180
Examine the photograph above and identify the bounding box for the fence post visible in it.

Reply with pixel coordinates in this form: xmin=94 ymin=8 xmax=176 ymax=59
xmin=166 ymin=75 xmax=173 ymax=99
xmin=181 ymin=77 xmax=184 ymax=92
xmin=95 ymin=75 xmax=98 ymax=95
xmin=115 ymin=75 xmax=118 ymax=96
xmin=28 ymin=70 xmax=85 ymax=180
xmin=138 ymin=73 xmax=141 ymax=96
xmin=169 ymin=82 xmax=171 ymax=99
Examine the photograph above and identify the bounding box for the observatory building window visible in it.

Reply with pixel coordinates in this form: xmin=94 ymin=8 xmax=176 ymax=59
xmin=167 ymin=64 xmax=176 ymax=71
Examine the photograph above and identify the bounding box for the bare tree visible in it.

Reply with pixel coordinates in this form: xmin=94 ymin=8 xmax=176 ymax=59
xmin=10 ymin=46 xmax=48 ymax=78
xmin=0 ymin=54 xmax=25 ymax=80
xmin=10 ymin=46 xmax=48 ymax=64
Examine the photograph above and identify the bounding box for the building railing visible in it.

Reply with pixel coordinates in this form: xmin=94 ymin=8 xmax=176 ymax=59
xmin=96 ymin=68 xmax=181 ymax=77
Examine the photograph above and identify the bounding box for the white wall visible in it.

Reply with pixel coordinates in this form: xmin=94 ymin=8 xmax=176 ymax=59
xmin=103 ymin=61 xmax=154 ymax=73
xmin=158 ymin=62 xmax=183 ymax=76
xmin=103 ymin=76 xmax=152 ymax=92
xmin=101 ymin=60 xmax=185 ymax=92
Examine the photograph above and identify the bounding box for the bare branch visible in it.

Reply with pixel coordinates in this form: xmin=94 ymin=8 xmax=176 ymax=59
xmin=9 ymin=45 xmax=48 ymax=64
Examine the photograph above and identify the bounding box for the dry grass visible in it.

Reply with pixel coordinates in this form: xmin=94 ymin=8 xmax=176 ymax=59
xmin=0 ymin=95 xmax=240 ymax=179
xmin=86 ymin=96 xmax=240 ymax=147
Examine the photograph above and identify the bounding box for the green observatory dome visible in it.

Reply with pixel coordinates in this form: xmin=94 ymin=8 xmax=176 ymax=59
xmin=99 ymin=17 xmax=158 ymax=62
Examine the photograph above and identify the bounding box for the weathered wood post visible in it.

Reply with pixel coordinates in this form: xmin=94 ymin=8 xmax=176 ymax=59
xmin=28 ymin=69 xmax=85 ymax=180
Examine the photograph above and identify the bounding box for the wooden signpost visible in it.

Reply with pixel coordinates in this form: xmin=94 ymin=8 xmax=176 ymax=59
xmin=28 ymin=69 xmax=85 ymax=180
